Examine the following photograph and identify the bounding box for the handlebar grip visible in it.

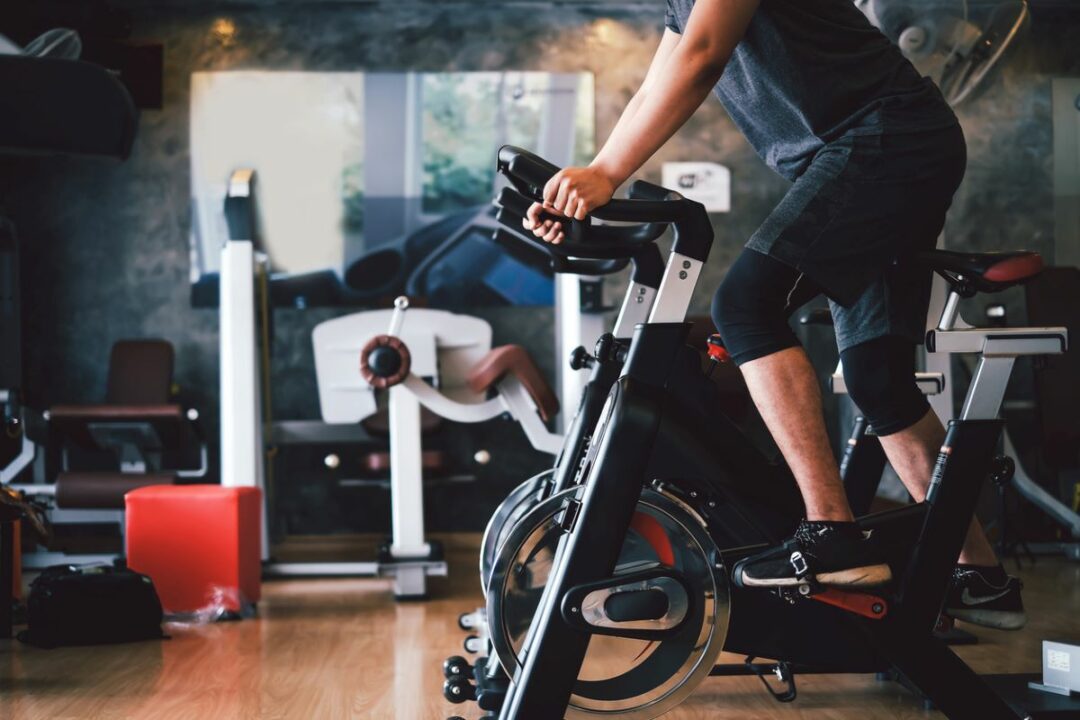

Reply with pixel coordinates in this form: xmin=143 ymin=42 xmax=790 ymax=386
xmin=495 ymin=187 xmax=669 ymax=253
xmin=491 ymin=228 xmax=629 ymax=276
xmin=552 ymin=256 xmax=631 ymax=275
xmin=498 ymin=145 xmax=561 ymax=191
xmin=628 ymin=179 xmax=680 ymax=202
xmin=495 ymin=185 xmax=535 ymax=216
xmin=495 ymin=187 xmax=587 ymax=242
xmin=494 ymin=208 xmax=643 ymax=260
xmin=495 ymin=145 xmax=714 ymax=262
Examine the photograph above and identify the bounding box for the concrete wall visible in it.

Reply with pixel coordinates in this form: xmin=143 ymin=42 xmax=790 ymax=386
xmin=2 ymin=1 xmax=1078 ymax=532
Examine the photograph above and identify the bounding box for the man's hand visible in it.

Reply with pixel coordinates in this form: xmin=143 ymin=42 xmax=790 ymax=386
xmin=523 ymin=166 xmax=616 ymax=245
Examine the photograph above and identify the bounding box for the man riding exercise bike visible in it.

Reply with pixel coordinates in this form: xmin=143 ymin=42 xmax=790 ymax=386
xmin=522 ymin=0 xmax=1023 ymax=630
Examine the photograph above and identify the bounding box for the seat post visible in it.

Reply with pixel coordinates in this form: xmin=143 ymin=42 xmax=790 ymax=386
xmin=959 ymin=356 xmax=1016 ymax=421
xmin=936 ymin=288 xmax=964 ymax=331
xmin=901 ymin=419 xmax=1004 ymax=630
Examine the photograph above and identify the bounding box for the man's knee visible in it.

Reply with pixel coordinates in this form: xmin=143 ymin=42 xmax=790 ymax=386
xmin=711 ymin=253 xmax=802 ymax=365
xmin=710 ymin=270 xmax=749 ymax=340
xmin=840 ymin=336 xmax=930 ymax=436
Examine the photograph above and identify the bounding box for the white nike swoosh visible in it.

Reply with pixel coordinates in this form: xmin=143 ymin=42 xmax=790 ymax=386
xmin=961 ymin=587 xmax=1011 ymax=605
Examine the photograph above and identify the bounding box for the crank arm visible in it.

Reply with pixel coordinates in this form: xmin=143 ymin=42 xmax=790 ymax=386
xmin=785 ymin=582 xmax=889 ymax=620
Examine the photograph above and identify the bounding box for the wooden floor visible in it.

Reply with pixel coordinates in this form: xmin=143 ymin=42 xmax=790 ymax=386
xmin=1 ymin=535 xmax=1078 ymax=719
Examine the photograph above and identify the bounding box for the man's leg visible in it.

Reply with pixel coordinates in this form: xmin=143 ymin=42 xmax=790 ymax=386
xmin=876 ymin=409 xmax=998 ymax=566
xmin=839 ymin=336 xmax=999 ymax=565
xmin=714 ymin=250 xmax=891 ymax=588
xmin=839 ymin=336 xmax=1026 ymax=628
xmin=740 ymin=347 xmax=853 ymax=522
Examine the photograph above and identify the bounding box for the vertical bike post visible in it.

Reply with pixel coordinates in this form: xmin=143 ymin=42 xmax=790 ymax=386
xmin=499 ymin=324 xmax=690 ymax=719
xmin=899 ymin=419 xmax=1004 ymax=631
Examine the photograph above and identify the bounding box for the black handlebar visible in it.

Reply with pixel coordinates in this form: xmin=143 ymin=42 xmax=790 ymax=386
xmin=494 ymin=145 xmax=713 ymax=263
xmin=627 ymin=179 xmax=680 ymax=202
xmin=497 ymin=144 xmax=561 ymax=195
xmin=496 ymin=188 xmax=668 ymax=259
xmin=492 ymin=229 xmax=630 ymax=277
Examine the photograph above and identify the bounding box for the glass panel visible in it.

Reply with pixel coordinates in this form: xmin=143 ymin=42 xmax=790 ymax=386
xmin=190 ymin=71 xmax=593 ymax=308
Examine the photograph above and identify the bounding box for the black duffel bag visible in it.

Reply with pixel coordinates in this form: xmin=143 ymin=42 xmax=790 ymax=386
xmin=19 ymin=564 xmax=166 ymax=648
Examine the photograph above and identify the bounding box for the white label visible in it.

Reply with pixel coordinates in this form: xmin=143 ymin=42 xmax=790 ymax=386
xmin=661 ymin=162 xmax=731 ymax=213
xmin=1048 ymin=649 xmax=1071 ymax=672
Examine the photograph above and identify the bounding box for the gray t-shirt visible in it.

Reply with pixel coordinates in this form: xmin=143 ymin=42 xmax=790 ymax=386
xmin=664 ymin=0 xmax=958 ymax=180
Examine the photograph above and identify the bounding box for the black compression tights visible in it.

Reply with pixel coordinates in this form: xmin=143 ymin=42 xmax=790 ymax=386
xmin=712 ymin=250 xmax=930 ymax=436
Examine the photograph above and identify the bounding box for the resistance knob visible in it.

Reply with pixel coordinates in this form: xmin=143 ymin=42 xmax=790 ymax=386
xmin=360 ymin=334 xmax=411 ymax=389
xmin=368 ymin=345 xmax=403 ymax=377
xmin=569 ymin=346 xmax=594 ymax=371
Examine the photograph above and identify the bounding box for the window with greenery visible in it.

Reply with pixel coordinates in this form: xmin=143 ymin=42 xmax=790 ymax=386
xmin=421 ymin=73 xmax=594 ymax=214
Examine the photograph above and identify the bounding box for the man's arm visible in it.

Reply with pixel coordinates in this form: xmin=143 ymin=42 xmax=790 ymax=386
xmin=590 ymin=0 xmax=758 ymax=188
xmin=595 ymin=28 xmax=682 ymax=164
xmin=527 ymin=0 xmax=759 ymax=242
xmin=525 ymin=29 xmax=681 ymax=239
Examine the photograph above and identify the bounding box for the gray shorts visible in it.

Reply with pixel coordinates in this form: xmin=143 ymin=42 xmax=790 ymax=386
xmin=746 ymin=125 xmax=967 ymax=351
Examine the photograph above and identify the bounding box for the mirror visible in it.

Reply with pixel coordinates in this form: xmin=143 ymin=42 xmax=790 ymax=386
xmin=189 ymin=71 xmax=595 ymax=308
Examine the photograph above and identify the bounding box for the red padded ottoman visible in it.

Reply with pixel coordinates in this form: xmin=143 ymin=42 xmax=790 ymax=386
xmin=125 ymin=485 xmax=261 ymax=615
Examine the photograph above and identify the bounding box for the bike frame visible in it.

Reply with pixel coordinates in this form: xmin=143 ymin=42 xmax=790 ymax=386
xmin=498 ymin=237 xmax=1068 ymax=719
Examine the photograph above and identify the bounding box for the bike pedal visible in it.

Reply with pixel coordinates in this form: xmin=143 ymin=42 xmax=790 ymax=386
xmin=774 ymin=579 xmax=820 ymax=604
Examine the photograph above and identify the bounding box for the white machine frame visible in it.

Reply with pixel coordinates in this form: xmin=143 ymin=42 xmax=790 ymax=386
xmin=218 ymin=169 xmax=568 ymax=597
xmin=295 ymin=298 xmax=563 ymax=597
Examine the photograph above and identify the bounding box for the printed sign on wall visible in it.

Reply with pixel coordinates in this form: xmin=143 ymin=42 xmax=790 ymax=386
xmin=661 ymin=162 xmax=731 ymax=213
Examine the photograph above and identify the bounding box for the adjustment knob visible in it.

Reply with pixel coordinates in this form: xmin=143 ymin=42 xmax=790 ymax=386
xmin=360 ymin=334 xmax=411 ymax=389
xmin=367 ymin=345 xmax=402 ymax=378
xmin=706 ymin=335 xmax=731 ymax=363
xmin=594 ymin=333 xmax=615 ymax=362
xmin=569 ymin=346 xmax=594 ymax=371
xmin=989 ymin=456 xmax=1016 ymax=487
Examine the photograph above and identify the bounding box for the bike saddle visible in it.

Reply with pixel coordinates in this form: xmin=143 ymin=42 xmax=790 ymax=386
xmin=915 ymin=249 xmax=1044 ymax=294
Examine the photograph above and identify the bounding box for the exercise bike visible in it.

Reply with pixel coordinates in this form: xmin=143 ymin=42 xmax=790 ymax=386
xmin=474 ymin=206 xmax=666 ymax=601
xmin=447 ymin=148 xmax=806 ymax=716
xmin=450 ymin=282 xmax=980 ymax=709
xmin=449 ymin=177 xmax=769 ymax=688
xmin=452 ymin=146 xmax=1065 ymax=720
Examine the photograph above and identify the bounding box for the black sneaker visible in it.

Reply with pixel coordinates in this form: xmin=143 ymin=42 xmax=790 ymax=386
xmin=734 ymin=520 xmax=892 ymax=589
xmin=945 ymin=565 xmax=1027 ymax=630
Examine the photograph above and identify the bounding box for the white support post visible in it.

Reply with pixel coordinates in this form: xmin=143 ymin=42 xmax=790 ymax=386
xmin=924 ymin=274 xmax=955 ymax=424
xmin=648 ymin=253 xmax=702 ymax=324
xmin=612 ymin=280 xmax=655 ymax=339
xmin=387 ymin=385 xmax=430 ymax=560
xmin=219 ymin=240 xmax=269 ymax=559
xmin=0 ymin=434 xmax=34 ymax=484
xmin=555 ymin=275 xmax=605 ymax=432
xmin=959 ymin=356 xmax=1016 ymax=421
